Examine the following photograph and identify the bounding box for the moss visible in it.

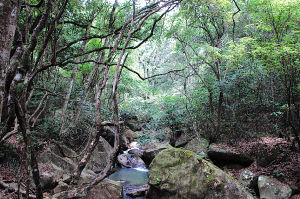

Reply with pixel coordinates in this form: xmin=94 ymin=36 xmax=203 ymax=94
xmin=149 ymin=147 xmax=254 ymax=199
xmin=191 ymin=180 xmax=197 ymax=187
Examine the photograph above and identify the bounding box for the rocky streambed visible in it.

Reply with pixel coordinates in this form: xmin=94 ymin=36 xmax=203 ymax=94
xmin=109 ymin=143 xmax=150 ymax=199
xmin=3 ymin=126 xmax=295 ymax=199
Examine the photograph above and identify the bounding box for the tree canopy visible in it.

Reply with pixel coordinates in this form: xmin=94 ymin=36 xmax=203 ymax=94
xmin=0 ymin=0 xmax=299 ymax=198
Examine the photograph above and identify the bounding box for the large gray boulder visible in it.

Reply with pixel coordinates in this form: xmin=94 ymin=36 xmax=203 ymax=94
xmin=38 ymin=141 xmax=112 ymax=189
xmin=86 ymin=138 xmax=113 ymax=173
xmin=149 ymin=147 xmax=254 ymax=199
xmin=258 ymin=175 xmax=292 ymax=199
xmin=85 ymin=178 xmax=123 ymax=199
xmin=51 ymin=179 xmax=122 ymax=199
xmin=117 ymin=153 xmax=146 ymax=168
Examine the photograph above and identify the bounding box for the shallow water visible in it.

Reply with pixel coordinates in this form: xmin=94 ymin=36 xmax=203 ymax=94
xmin=108 ymin=168 xmax=149 ymax=185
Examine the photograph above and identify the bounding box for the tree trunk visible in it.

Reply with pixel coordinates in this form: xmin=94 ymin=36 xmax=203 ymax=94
xmin=0 ymin=0 xmax=20 ymax=121
xmin=60 ymin=14 xmax=95 ymax=135
xmin=15 ymin=99 xmax=43 ymax=199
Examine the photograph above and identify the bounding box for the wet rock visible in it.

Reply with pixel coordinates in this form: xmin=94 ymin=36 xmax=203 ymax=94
xmin=125 ymin=184 xmax=150 ymax=197
xmin=128 ymin=148 xmax=144 ymax=157
xmin=130 ymin=154 xmax=146 ymax=168
xmin=117 ymin=154 xmax=132 ymax=168
xmin=208 ymin=143 xmax=253 ymax=167
xmin=149 ymin=147 xmax=254 ymax=199
xmin=117 ymin=152 xmax=146 ymax=168
xmin=258 ymin=175 xmax=292 ymax=199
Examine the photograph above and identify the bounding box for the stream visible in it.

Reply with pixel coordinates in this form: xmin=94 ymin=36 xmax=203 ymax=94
xmin=108 ymin=142 xmax=149 ymax=199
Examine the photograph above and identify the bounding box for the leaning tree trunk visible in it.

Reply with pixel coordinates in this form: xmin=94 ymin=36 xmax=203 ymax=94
xmin=0 ymin=0 xmax=20 ymax=122
xmin=70 ymin=66 xmax=109 ymax=184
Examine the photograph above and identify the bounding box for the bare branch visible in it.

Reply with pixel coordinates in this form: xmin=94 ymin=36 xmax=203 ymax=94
xmin=232 ymin=0 xmax=241 ymax=45
xmin=123 ymin=65 xmax=184 ymax=80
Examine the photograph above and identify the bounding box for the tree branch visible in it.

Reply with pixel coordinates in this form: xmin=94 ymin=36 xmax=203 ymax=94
xmin=232 ymin=0 xmax=240 ymax=45
xmin=123 ymin=65 xmax=184 ymax=80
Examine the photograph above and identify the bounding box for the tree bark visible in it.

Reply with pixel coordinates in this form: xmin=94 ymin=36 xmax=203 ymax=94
xmin=15 ymin=99 xmax=43 ymax=199
xmin=0 ymin=0 xmax=20 ymax=121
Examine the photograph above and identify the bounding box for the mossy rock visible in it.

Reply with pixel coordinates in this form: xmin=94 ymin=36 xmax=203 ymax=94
xmin=183 ymin=137 xmax=209 ymax=158
xmin=149 ymin=147 xmax=254 ymax=199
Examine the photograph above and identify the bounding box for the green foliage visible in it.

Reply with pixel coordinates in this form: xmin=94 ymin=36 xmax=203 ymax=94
xmin=273 ymin=169 xmax=284 ymax=178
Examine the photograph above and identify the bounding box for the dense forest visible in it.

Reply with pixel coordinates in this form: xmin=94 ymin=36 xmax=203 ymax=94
xmin=0 ymin=0 xmax=299 ymax=198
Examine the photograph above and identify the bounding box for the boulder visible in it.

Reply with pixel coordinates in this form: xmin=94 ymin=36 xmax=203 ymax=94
xmin=86 ymin=178 xmax=123 ymax=199
xmin=38 ymin=143 xmax=108 ymax=187
xmin=255 ymin=144 xmax=281 ymax=167
xmin=128 ymin=148 xmax=144 ymax=157
xmin=40 ymin=172 xmax=57 ymax=190
xmin=183 ymin=137 xmax=209 ymax=158
xmin=125 ymin=184 xmax=150 ymax=197
xmin=258 ymin=175 xmax=292 ymax=199
xmin=117 ymin=154 xmax=132 ymax=168
xmin=78 ymin=169 xmax=97 ymax=185
xmin=141 ymin=143 xmax=169 ymax=165
xmin=239 ymin=170 xmax=255 ymax=188
xmin=39 ymin=148 xmax=76 ymax=172
xmin=52 ymin=179 xmax=122 ymax=199
xmin=117 ymin=153 xmax=146 ymax=168
xmin=121 ymin=113 xmax=142 ymax=132
xmin=174 ymin=133 xmax=191 ymax=147
xmin=49 ymin=143 xmax=80 ymax=162
xmin=163 ymin=127 xmax=172 ymax=141
xmin=207 ymin=144 xmax=253 ymax=167
xmin=86 ymin=138 xmax=113 ymax=173
xmin=130 ymin=154 xmax=146 ymax=168
xmin=121 ymin=135 xmax=130 ymax=149
xmin=290 ymin=194 xmax=300 ymax=199
xmin=53 ymin=181 xmax=69 ymax=194
xmin=38 ymin=149 xmax=77 ymax=181
xmin=122 ymin=128 xmax=138 ymax=142
xmin=149 ymin=147 xmax=254 ymax=199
